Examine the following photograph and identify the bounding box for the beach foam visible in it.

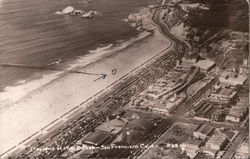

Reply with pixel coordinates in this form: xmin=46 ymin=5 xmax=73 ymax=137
xmin=0 ymin=72 xmax=63 ymax=110
xmin=89 ymin=43 xmax=114 ymax=54
xmin=64 ymin=31 xmax=151 ymax=70
xmin=0 ymin=31 xmax=151 ymax=110
xmin=0 ymin=29 xmax=171 ymax=156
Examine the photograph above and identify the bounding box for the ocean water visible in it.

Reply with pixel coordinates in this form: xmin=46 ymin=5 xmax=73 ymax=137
xmin=0 ymin=0 xmax=156 ymax=91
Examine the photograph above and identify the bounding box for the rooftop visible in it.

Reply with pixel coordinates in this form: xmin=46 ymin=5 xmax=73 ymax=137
xmin=201 ymin=146 xmax=218 ymax=156
xmin=125 ymin=118 xmax=154 ymax=133
xmin=95 ymin=118 xmax=127 ymax=135
xmin=184 ymin=138 xmax=203 ymax=147
xmin=82 ymin=131 xmax=112 ymax=146
xmin=220 ymin=88 xmax=233 ymax=96
xmin=219 ymin=75 xmax=247 ymax=86
xmin=195 ymin=124 xmax=214 ymax=135
xmin=182 ymin=57 xmax=197 ymax=64
xmin=206 ymin=133 xmax=228 ymax=146
xmin=194 ymin=59 xmax=216 ymax=71
xmin=235 ymin=140 xmax=248 ymax=158
xmin=228 ymin=106 xmax=247 ymax=117
xmin=218 ymin=88 xmax=237 ymax=98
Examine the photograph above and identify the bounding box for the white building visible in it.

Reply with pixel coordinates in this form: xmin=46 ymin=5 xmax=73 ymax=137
xmin=193 ymin=124 xmax=214 ymax=140
xmin=226 ymin=106 xmax=248 ymax=122
xmin=194 ymin=60 xmax=216 ymax=72
xmin=181 ymin=138 xmax=203 ymax=159
xmin=219 ymin=73 xmax=247 ymax=86
xmin=234 ymin=140 xmax=248 ymax=159
xmin=206 ymin=133 xmax=229 ymax=151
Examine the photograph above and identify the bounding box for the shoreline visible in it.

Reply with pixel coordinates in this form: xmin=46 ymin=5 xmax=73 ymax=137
xmin=0 ymin=31 xmax=151 ymax=110
xmin=0 ymin=27 xmax=172 ymax=155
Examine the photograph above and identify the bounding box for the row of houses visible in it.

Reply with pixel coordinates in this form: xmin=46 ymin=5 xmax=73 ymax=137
xmin=226 ymin=97 xmax=248 ymax=123
xmin=178 ymin=57 xmax=216 ymax=72
xmin=205 ymin=86 xmax=237 ymax=104
xmin=181 ymin=124 xmax=230 ymax=159
xmin=233 ymin=139 xmax=248 ymax=159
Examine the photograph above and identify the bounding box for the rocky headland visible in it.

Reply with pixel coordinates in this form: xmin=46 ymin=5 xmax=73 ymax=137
xmin=158 ymin=0 xmax=249 ymax=71
xmin=125 ymin=6 xmax=156 ymax=32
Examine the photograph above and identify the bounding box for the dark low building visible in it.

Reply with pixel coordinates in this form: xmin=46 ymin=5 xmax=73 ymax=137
xmin=95 ymin=118 xmax=127 ymax=135
xmin=193 ymin=124 xmax=214 ymax=140
xmin=127 ymin=118 xmax=155 ymax=131
xmin=82 ymin=131 xmax=113 ymax=147
xmin=122 ymin=118 xmax=155 ymax=144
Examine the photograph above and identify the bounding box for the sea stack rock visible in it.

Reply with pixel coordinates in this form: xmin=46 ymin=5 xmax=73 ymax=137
xmin=57 ymin=6 xmax=83 ymax=16
xmin=62 ymin=6 xmax=75 ymax=14
xmin=82 ymin=11 xmax=96 ymax=18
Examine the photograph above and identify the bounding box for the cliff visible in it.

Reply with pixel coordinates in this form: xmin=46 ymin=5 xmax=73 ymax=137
xmin=160 ymin=0 xmax=249 ymax=71
xmin=126 ymin=7 xmax=156 ymax=32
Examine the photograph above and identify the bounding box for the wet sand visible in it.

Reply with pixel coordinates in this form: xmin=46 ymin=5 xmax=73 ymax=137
xmin=0 ymin=30 xmax=172 ymax=155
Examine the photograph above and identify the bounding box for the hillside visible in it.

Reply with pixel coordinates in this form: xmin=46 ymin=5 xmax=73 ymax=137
xmin=161 ymin=0 xmax=249 ymax=71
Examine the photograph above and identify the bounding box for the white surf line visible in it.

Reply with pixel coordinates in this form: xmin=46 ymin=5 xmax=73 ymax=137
xmin=1 ymin=29 xmax=173 ymax=159
xmin=0 ymin=63 xmax=103 ymax=76
xmin=1 ymin=43 xmax=173 ymax=158
xmin=0 ymin=32 xmax=152 ymax=112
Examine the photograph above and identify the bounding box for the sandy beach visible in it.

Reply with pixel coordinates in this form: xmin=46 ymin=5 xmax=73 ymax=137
xmin=0 ymin=29 xmax=172 ymax=156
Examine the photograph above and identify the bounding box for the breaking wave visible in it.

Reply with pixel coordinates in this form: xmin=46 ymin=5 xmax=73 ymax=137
xmin=0 ymin=31 xmax=152 ymax=109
